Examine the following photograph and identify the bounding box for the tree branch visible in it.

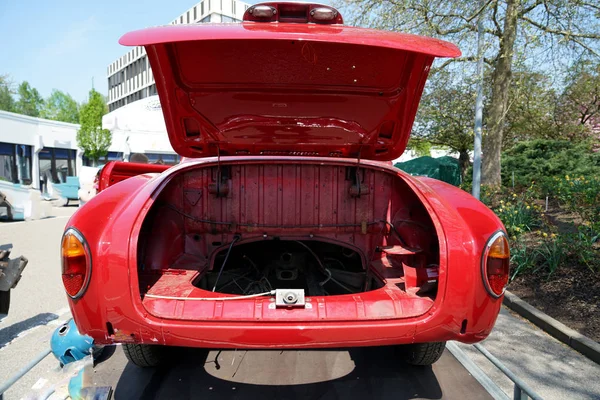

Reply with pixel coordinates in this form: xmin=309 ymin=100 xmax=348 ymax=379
xmin=435 ymin=56 xmax=493 ymax=71
xmin=521 ymin=15 xmax=600 ymax=39
xmin=492 ymin=0 xmax=503 ymax=37
xmin=519 ymin=0 xmax=544 ymax=17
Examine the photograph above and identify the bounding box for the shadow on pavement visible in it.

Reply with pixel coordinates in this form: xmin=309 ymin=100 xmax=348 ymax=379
xmin=0 ymin=312 xmax=58 ymax=348
xmin=108 ymin=346 xmax=485 ymax=400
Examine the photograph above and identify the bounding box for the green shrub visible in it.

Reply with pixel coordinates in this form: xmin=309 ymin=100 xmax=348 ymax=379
xmin=485 ymin=186 xmax=543 ymax=237
xmin=534 ymin=236 xmax=566 ymax=276
xmin=501 ymin=139 xmax=600 ymax=191
xmin=563 ymin=227 xmax=600 ymax=273
xmin=510 ymin=242 xmax=537 ymax=281
xmin=554 ymin=175 xmax=600 ymax=228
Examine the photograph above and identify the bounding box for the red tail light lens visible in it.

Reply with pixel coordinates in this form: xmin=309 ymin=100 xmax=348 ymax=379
xmin=481 ymin=232 xmax=510 ymax=298
xmin=61 ymin=228 xmax=91 ymax=299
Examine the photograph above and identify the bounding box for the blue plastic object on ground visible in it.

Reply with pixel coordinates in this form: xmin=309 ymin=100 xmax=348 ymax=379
xmin=50 ymin=319 xmax=94 ymax=365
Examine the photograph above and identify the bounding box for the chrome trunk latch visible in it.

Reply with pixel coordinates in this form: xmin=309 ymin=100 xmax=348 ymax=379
xmin=275 ymin=289 xmax=305 ymax=307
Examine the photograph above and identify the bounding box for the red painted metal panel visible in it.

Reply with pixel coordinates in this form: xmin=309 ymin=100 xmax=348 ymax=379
xmin=118 ymin=23 xmax=459 ymax=160
xmin=65 ymin=154 xmax=503 ymax=349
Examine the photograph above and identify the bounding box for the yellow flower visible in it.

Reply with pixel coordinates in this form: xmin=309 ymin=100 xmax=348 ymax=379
xmin=542 ymin=232 xmax=548 ymax=237
xmin=515 ymin=227 xmax=521 ymax=232
xmin=550 ymin=233 xmax=557 ymax=238
xmin=513 ymin=193 xmax=517 ymax=198
xmin=526 ymin=205 xmax=530 ymax=209
xmin=500 ymin=200 xmax=504 ymax=204
xmin=566 ymin=175 xmax=570 ymax=180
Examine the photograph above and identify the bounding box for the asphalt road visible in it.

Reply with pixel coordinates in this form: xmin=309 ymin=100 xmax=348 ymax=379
xmin=90 ymin=346 xmax=491 ymax=400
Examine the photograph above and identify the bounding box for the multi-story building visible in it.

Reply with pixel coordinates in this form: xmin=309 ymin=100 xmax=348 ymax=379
xmin=106 ymin=0 xmax=250 ymax=112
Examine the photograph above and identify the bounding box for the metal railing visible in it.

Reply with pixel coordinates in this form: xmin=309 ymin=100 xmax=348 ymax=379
xmin=447 ymin=341 xmax=543 ymax=400
xmin=0 ymin=349 xmax=51 ymax=398
xmin=473 ymin=343 xmax=543 ymax=400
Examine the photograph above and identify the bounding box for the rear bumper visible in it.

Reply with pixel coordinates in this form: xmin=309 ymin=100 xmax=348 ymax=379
xmin=73 ymin=291 xmax=500 ymax=348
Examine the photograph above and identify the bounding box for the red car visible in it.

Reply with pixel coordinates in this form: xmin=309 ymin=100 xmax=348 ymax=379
xmin=61 ymin=2 xmax=509 ymax=368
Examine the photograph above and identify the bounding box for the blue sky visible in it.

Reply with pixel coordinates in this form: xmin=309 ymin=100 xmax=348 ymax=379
xmin=0 ymin=0 xmax=271 ymax=103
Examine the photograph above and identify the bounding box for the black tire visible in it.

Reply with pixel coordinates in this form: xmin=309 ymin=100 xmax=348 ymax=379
xmin=122 ymin=343 xmax=165 ymax=367
xmin=403 ymin=341 xmax=446 ymax=366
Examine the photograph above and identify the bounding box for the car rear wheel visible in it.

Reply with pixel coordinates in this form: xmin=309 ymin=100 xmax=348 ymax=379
xmin=123 ymin=343 xmax=165 ymax=367
xmin=402 ymin=341 xmax=446 ymax=366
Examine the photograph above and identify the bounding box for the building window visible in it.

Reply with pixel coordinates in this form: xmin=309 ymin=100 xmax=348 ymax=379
xmin=233 ymin=0 xmax=236 ymax=14
xmin=201 ymin=1 xmax=204 ymax=15
xmin=194 ymin=6 xmax=197 ymax=20
xmin=38 ymin=147 xmax=76 ymax=191
xmin=0 ymin=143 xmax=32 ymax=185
xmin=209 ymin=0 xmax=211 ymax=11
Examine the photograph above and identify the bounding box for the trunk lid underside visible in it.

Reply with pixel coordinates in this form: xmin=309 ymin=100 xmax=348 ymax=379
xmin=120 ymin=23 xmax=459 ymax=160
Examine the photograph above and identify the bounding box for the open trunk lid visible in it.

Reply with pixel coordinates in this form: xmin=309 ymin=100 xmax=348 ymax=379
xmin=119 ymin=3 xmax=460 ymax=160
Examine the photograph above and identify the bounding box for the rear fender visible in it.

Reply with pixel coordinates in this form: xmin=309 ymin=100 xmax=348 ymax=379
xmin=65 ymin=174 xmax=159 ymax=339
xmin=414 ymin=177 xmax=506 ymax=341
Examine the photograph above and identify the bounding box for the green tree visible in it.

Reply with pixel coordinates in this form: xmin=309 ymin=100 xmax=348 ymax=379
xmin=15 ymin=81 xmax=43 ymax=117
xmin=503 ymin=70 xmax=561 ymax=146
xmin=412 ymin=71 xmax=475 ymax=179
xmin=342 ymin=0 xmax=600 ymax=186
xmin=77 ymin=89 xmax=111 ymax=166
xmin=40 ymin=89 xmax=80 ymax=123
xmin=406 ymin=138 xmax=432 ymax=157
xmin=0 ymin=75 xmax=15 ymax=112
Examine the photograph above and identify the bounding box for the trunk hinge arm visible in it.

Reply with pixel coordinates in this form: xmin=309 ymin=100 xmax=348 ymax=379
xmin=208 ymin=144 xmax=230 ymax=197
xmin=349 ymin=146 xmax=369 ymax=198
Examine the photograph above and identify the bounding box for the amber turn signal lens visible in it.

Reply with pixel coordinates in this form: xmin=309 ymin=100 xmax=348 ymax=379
xmin=61 ymin=229 xmax=90 ymax=298
xmin=488 ymin=235 xmax=510 ymax=259
xmin=482 ymin=232 xmax=510 ymax=298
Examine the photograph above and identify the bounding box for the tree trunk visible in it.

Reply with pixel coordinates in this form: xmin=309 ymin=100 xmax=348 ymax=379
xmin=482 ymin=0 xmax=519 ymax=186
xmin=458 ymin=150 xmax=470 ymax=183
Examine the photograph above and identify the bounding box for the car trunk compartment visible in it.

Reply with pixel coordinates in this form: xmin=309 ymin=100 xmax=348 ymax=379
xmin=137 ymin=160 xmax=441 ymax=321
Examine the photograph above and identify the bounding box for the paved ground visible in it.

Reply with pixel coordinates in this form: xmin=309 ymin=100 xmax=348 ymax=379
xmin=1 ymin=206 xmax=599 ymax=400
xmin=0 ymin=207 xmax=76 ymax=399
xmin=91 ymin=347 xmax=491 ymax=400
xmin=457 ymin=308 xmax=600 ymax=400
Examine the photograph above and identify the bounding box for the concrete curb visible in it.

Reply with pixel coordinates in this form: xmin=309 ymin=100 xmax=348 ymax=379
xmin=503 ymin=290 xmax=600 ymax=365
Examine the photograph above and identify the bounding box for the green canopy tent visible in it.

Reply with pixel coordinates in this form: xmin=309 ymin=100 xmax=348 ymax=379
xmin=394 ymin=156 xmax=461 ymax=186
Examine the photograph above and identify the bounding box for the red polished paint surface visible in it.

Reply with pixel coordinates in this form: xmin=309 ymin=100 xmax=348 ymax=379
xmin=119 ymin=22 xmax=459 ymax=160
xmin=65 ymin=156 xmax=505 ymax=348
